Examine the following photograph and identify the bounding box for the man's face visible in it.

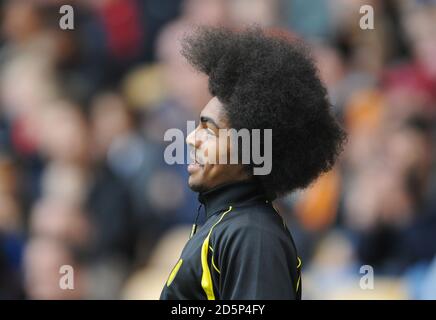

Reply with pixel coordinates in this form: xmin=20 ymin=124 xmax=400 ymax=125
xmin=186 ymin=96 xmax=248 ymax=192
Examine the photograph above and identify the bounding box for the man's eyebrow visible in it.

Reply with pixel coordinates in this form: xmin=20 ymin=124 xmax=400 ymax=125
xmin=200 ymin=115 xmax=220 ymax=129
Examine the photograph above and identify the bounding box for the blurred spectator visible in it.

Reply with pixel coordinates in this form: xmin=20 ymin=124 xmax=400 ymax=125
xmin=24 ymin=237 xmax=86 ymax=299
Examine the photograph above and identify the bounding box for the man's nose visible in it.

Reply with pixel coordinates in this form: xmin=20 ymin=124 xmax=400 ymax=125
xmin=186 ymin=127 xmax=201 ymax=148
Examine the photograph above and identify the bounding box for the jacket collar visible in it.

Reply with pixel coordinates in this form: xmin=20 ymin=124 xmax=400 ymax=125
xmin=198 ymin=179 xmax=269 ymax=219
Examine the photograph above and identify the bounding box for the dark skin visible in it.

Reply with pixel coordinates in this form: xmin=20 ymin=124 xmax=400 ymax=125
xmin=186 ymin=96 xmax=250 ymax=192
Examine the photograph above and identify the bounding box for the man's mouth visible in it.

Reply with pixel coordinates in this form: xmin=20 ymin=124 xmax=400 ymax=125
xmin=188 ymin=150 xmax=205 ymax=173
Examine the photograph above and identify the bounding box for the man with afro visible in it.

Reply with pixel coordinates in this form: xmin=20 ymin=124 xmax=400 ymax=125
xmin=160 ymin=26 xmax=346 ymax=300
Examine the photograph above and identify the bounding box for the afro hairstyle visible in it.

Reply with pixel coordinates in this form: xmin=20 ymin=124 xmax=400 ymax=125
xmin=181 ymin=26 xmax=347 ymax=197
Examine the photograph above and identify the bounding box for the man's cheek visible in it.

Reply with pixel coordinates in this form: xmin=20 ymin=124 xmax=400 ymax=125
xmin=206 ymin=140 xmax=226 ymax=165
xmin=202 ymin=143 xmax=216 ymax=165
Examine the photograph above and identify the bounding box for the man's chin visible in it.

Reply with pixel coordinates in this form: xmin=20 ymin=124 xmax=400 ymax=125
xmin=188 ymin=177 xmax=204 ymax=193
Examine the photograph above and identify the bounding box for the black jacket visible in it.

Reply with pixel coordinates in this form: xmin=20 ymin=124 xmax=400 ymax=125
xmin=160 ymin=180 xmax=302 ymax=300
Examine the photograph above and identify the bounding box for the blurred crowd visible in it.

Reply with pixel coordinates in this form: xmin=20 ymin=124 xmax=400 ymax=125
xmin=0 ymin=0 xmax=435 ymax=299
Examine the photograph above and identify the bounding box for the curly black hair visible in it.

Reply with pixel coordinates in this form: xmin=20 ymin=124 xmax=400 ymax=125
xmin=181 ymin=26 xmax=346 ymax=197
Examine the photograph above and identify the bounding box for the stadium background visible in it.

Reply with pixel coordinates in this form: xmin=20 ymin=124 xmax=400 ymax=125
xmin=0 ymin=0 xmax=435 ymax=299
